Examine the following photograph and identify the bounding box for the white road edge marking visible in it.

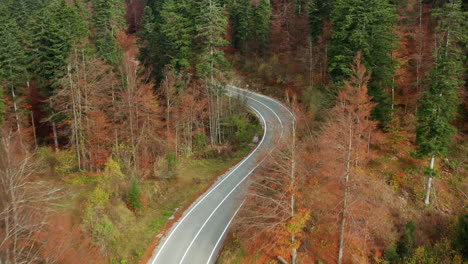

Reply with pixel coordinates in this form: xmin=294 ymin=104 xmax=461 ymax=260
xmin=178 ymin=99 xmax=285 ymax=264
xmin=150 ymin=91 xmax=267 ymax=264
xmin=229 ymin=85 xmax=296 ymax=121
xmin=230 ymin=90 xmax=284 ymax=131
xmin=178 ymin=148 xmax=271 ymax=264
xmin=205 ymin=199 xmax=246 ymax=264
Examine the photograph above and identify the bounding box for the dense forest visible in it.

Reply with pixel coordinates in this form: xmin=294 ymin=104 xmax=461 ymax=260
xmin=0 ymin=0 xmax=466 ymax=263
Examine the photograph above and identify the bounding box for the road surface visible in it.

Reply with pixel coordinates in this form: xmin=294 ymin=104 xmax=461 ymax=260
xmin=147 ymin=86 xmax=294 ymax=264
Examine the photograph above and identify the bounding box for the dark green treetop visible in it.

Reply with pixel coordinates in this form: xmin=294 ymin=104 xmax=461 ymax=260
xmin=416 ymin=0 xmax=465 ymax=158
xmin=329 ymin=0 xmax=397 ymax=126
xmin=196 ymin=0 xmax=230 ymax=79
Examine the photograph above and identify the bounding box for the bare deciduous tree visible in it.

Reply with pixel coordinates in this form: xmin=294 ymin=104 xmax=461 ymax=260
xmin=0 ymin=132 xmax=61 ymax=264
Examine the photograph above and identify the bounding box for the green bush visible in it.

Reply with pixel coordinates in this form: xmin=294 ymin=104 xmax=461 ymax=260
xmin=453 ymin=213 xmax=468 ymax=258
xmin=166 ymin=151 xmax=176 ymax=172
xmin=226 ymin=114 xmax=261 ymax=147
xmin=38 ymin=147 xmax=78 ymax=177
xmin=398 ymin=221 xmax=416 ymax=258
xmin=193 ymin=131 xmax=207 ymax=154
xmin=383 ymin=245 xmax=399 ymax=263
xmin=89 ymin=185 xmax=110 ymax=209
xmin=127 ymin=177 xmax=141 ymax=211
xmin=94 ymin=220 xmax=114 ymax=239
xmin=403 ymin=247 xmax=438 ymax=264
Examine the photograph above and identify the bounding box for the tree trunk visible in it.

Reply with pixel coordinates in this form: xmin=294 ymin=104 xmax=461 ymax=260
xmin=277 ymin=256 xmax=289 ymax=264
xmin=424 ymin=154 xmax=435 ymax=205
xmin=338 ymin=116 xmax=353 ymax=264
xmin=30 ymin=111 xmax=38 ymax=149
xmin=11 ymin=87 xmax=21 ymax=134
xmin=69 ymin=64 xmax=82 ymax=170
xmin=309 ymin=36 xmax=314 ymax=86
xmin=290 ymin=120 xmax=297 ymax=264
xmin=52 ymin=121 xmax=59 ymax=151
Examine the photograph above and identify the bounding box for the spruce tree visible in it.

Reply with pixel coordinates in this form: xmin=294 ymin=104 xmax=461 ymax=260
xmin=253 ymin=0 xmax=271 ymax=54
xmin=196 ymin=0 xmax=230 ymax=144
xmin=138 ymin=1 xmax=172 ymax=84
xmin=0 ymin=8 xmax=28 ymax=130
xmin=0 ymin=12 xmax=28 ymax=85
xmin=329 ymin=0 xmax=397 ymax=126
xmin=308 ymin=0 xmax=326 ymax=42
xmin=416 ymin=0 xmax=465 ymax=205
xmin=93 ymin=0 xmax=124 ymax=65
xmin=30 ymin=0 xmax=85 ymax=83
xmin=127 ymin=177 xmax=142 ymax=211
xmin=160 ymin=0 xmax=196 ymax=70
xmin=196 ymin=0 xmax=230 ymax=79
xmin=228 ymin=0 xmax=252 ymax=52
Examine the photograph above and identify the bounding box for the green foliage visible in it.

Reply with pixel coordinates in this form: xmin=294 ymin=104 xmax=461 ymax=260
xmin=226 ymin=114 xmax=261 ymax=147
xmin=127 ymin=177 xmax=142 ymax=211
xmin=93 ymin=220 xmax=114 ymax=240
xmin=397 ymin=221 xmax=416 ymax=259
xmin=402 ymin=239 xmax=464 ymax=264
xmin=0 ymin=11 xmax=28 ymax=85
xmin=138 ymin=1 xmax=171 ymax=83
xmin=423 ymin=167 xmax=439 ymax=178
xmin=193 ymin=131 xmax=207 ymax=154
xmin=383 ymin=245 xmax=399 ymax=263
xmin=453 ymin=213 xmax=468 ymax=258
xmin=329 ymin=0 xmax=397 ymax=126
xmin=160 ymin=0 xmax=197 ymax=70
xmin=253 ymin=0 xmax=270 ymax=53
xmin=38 ymin=147 xmax=78 ymax=177
xmin=89 ymin=185 xmax=110 ymax=209
xmin=228 ymin=0 xmax=253 ymax=51
xmin=30 ymin=0 xmax=87 ymax=84
xmin=416 ymin=1 xmax=465 ymax=160
xmin=308 ymin=0 xmax=326 ymax=42
xmin=403 ymin=247 xmax=438 ymax=264
xmin=140 ymin=0 xmax=231 ymax=83
xmin=165 ymin=151 xmax=177 ymax=173
xmin=92 ymin=0 xmax=124 ymax=64
xmin=104 ymin=158 xmax=125 ymax=180
xmin=196 ymin=0 xmax=230 ymax=78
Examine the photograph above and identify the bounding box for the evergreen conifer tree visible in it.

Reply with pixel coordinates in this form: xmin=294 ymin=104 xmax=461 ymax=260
xmin=93 ymin=0 xmax=124 ymax=65
xmin=160 ymin=0 xmax=197 ymax=70
xmin=329 ymin=0 xmax=397 ymax=126
xmin=308 ymin=0 xmax=325 ymax=42
xmin=138 ymin=1 xmax=172 ymax=84
xmin=228 ymin=0 xmax=252 ymax=51
xmin=253 ymin=0 xmax=270 ymax=54
xmin=416 ymin=0 xmax=465 ymax=205
xmin=196 ymin=0 xmax=230 ymax=78
xmin=127 ymin=177 xmax=142 ymax=211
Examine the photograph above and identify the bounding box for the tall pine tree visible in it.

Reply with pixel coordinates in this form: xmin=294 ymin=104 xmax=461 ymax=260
xmin=196 ymin=0 xmax=230 ymax=144
xmin=0 ymin=6 xmax=29 ymax=131
xmin=416 ymin=0 xmax=465 ymax=205
xmin=253 ymin=0 xmax=270 ymax=54
xmin=196 ymin=0 xmax=230 ymax=79
xmin=227 ymin=0 xmax=252 ymax=52
xmin=329 ymin=0 xmax=397 ymax=126
xmin=138 ymin=2 xmax=171 ymax=84
xmin=160 ymin=0 xmax=197 ymax=70
xmin=93 ymin=0 xmax=124 ymax=65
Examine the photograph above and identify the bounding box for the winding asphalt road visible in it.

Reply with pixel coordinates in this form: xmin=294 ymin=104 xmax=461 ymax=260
xmin=147 ymin=86 xmax=294 ymax=264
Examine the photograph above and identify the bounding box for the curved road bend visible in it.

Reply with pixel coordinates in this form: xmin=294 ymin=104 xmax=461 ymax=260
xmin=147 ymin=86 xmax=294 ymax=264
